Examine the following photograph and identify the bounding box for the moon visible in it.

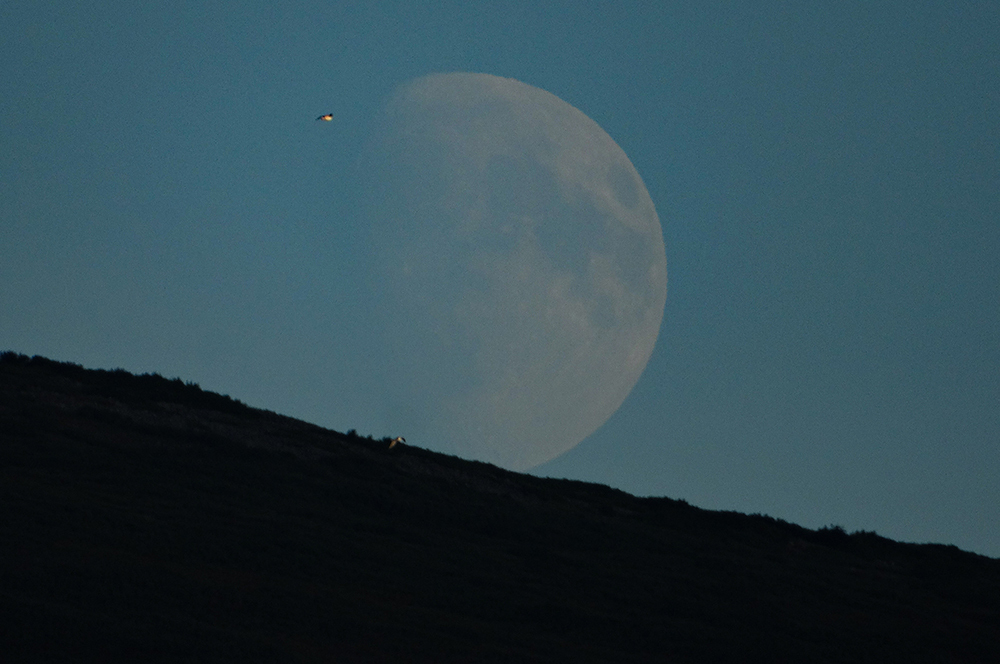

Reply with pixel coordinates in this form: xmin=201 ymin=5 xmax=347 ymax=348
xmin=358 ymin=73 xmax=666 ymax=471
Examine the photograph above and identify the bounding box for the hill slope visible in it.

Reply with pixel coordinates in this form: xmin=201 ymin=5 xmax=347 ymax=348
xmin=2 ymin=352 xmax=998 ymax=662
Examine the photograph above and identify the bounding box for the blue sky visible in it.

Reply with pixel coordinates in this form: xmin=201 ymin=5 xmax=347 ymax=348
xmin=3 ymin=2 xmax=998 ymax=556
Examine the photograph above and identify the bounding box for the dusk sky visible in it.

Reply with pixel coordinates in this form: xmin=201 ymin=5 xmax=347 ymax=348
xmin=3 ymin=2 xmax=998 ymax=557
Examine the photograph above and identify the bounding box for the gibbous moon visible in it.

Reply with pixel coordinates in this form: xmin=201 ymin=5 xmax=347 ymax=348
xmin=359 ymin=73 xmax=666 ymax=471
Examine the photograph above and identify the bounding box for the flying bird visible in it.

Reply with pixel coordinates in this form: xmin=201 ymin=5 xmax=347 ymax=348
xmin=388 ymin=436 xmax=405 ymax=449
xmin=316 ymin=113 xmax=334 ymax=121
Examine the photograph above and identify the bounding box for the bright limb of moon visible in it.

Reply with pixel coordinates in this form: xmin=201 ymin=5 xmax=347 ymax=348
xmin=359 ymin=73 xmax=667 ymax=471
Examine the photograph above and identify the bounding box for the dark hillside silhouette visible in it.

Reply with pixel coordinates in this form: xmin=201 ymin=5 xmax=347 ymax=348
xmin=2 ymin=352 xmax=998 ymax=662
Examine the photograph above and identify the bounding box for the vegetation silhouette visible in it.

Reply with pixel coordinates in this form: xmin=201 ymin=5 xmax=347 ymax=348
xmin=2 ymin=352 xmax=998 ymax=662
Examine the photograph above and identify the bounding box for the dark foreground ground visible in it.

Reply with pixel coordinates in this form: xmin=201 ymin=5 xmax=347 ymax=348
xmin=1 ymin=352 xmax=998 ymax=663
